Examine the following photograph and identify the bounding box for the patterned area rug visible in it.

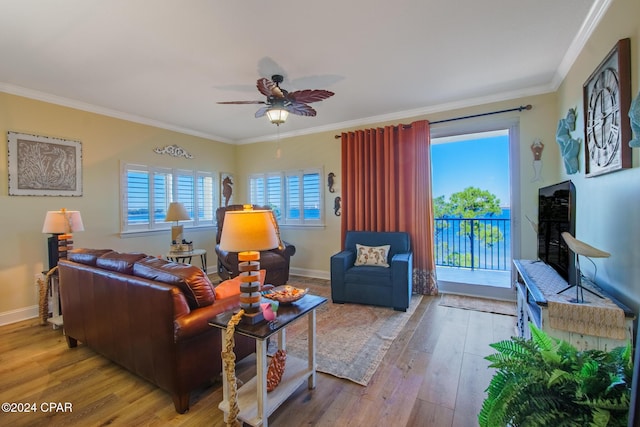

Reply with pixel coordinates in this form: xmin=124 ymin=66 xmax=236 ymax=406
xmin=439 ymin=293 xmax=516 ymax=316
xmin=279 ymin=276 xmax=423 ymax=386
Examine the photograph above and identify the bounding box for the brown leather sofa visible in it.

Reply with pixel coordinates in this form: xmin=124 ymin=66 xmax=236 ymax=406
xmin=58 ymin=249 xmax=255 ymax=414
xmin=215 ymin=204 xmax=296 ymax=286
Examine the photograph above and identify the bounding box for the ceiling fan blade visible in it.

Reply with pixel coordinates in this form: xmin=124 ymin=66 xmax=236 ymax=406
xmin=287 ymin=89 xmax=334 ymax=104
xmin=255 ymin=106 xmax=270 ymax=118
xmin=286 ymin=102 xmax=317 ymax=117
xmin=257 ymin=78 xmax=284 ymax=99
xmin=217 ymin=100 xmax=266 ymax=104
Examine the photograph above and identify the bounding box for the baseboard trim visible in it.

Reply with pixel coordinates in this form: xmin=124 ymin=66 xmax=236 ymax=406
xmin=290 ymin=267 xmax=329 ymax=280
xmin=0 ymin=305 xmax=38 ymax=326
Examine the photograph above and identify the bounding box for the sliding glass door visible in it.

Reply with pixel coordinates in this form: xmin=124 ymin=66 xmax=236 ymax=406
xmin=431 ymin=122 xmax=520 ymax=300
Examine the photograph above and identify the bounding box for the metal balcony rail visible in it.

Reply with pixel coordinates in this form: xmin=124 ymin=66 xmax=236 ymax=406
xmin=434 ymin=217 xmax=511 ymax=271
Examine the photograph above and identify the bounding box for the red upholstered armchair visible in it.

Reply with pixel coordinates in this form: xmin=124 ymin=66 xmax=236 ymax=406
xmin=215 ymin=205 xmax=296 ymax=286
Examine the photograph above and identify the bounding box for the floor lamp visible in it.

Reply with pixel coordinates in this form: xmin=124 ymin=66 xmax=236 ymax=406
xmin=218 ymin=206 xmax=279 ymax=325
xmin=557 ymin=231 xmax=610 ymax=303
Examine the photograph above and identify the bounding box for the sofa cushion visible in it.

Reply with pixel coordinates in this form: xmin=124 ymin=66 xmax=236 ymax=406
xmin=96 ymin=251 xmax=148 ymax=274
xmin=133 ymin=257 xmax=215 ymax=309
xmin=68 ymin=248 xmax=114 ymax=266
xmin=354 ymin=244 xmax=390 ymax=267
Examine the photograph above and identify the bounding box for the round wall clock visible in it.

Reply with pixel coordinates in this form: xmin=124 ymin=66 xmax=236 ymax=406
xmin=583 ymin=38 xmax=632 ymax=177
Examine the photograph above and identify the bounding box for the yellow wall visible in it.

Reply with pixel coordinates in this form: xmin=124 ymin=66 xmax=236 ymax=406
xmin=0 ymin=92 xmax=233 ymax=322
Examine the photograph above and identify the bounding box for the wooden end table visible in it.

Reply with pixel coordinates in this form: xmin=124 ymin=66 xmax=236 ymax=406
xmin=209 ymin=294 xmax=327 ymax=427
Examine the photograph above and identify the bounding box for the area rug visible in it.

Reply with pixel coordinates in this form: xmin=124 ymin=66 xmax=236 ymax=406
xmin=278 ymin=276 xmax=423 ymax=386
xmin=439 ymin=293 xmax=516 ymax=316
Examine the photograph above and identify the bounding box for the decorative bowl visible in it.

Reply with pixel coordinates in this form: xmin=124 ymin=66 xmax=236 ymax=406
xmin=262 ymin=285 xmax=308 ymax=304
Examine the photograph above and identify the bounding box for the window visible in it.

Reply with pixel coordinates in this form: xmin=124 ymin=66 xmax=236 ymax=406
xmin=121 ymin=163 xmax=217 ymax=233
xmin=249 ymin=168 xmax=323 ymax=226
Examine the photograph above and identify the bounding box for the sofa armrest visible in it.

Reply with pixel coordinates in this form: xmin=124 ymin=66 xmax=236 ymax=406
xmin=280 ymin=240 xmax=296 ymax=258
xmin=174 ymin=295 xmax=241 ymax=341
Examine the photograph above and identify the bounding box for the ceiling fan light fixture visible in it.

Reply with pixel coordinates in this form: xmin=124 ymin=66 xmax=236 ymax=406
xmin=266 ymin=107 xmax=288 ymax=125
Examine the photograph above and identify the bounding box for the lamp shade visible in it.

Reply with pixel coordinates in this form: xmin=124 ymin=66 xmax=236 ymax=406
xmin=561 ymin=232 xmax=610 ymax=258
xmin=165 ymin=202 xmax=190 ymax=222
xmin=42 ymin=209 xmax=84 ymax=234
xmin=219 ymin=209 xmax=279 ymax=252
xmin=266 ymin=108 xmax=289 ymax=125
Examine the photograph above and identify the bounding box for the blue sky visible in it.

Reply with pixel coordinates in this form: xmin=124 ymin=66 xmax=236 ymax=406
xmin=431 ymin=133 xmax=510 ymax=208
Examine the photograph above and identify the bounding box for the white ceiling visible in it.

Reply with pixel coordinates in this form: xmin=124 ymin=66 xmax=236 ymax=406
xmin=0 ymin=0 xmax=606 ymax=144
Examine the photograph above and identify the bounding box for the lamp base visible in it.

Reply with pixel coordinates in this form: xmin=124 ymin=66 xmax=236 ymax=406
xmin=239 ymin=310 xmax=264 ymax=325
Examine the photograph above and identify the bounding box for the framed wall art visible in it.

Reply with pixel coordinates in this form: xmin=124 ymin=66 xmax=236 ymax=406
xmin=220 ymin=172 xmax=234 ymax=207
xmin=7 ymin=131 xmax=82 ymax=196
xmin=583 ymin=38 xmax=632 ymax=177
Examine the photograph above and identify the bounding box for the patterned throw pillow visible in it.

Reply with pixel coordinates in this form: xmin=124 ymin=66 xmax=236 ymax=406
xmin=354 ymin=244 xmax=390 ymax=267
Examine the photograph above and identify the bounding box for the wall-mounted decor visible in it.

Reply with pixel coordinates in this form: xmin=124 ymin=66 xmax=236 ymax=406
xmin=7 ymin=131 xmax=82 ymax=196
xmin=555 ymin=108 xmax=580 ymax=175
xmin=220 ymin=173 xmax=234 ymax=207
xmin=327 ymin=172 xmax=336 ymax=193
xmin=629 ymin=90 xmax=640 ymax=148
xmin=583 ymin=38 xmax=632 ymax=177
xmin=153 ymin=144 xmax=193 ymax=159
xmin=530 ymin=139 xmax=544 ymax=182
xmin=334 ymin=196 xmax=341 ymax=216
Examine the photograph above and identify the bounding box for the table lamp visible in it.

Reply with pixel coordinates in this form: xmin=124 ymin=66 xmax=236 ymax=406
xmin=218 ymin=206 xmax=279 ymax=324
xmin=558 ymin=231 xmax=610 ymax=303
xmin=165 ymin=202 xmax=190 ymax=244
xmin=42 ymin=209 xmax=84 ymax=270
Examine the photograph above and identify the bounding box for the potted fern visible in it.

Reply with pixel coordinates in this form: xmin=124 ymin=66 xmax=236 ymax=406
xmin=479 ymin=324 xmax=632 ymax=427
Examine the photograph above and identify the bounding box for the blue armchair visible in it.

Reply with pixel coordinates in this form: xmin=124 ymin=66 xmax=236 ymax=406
xmin=331 ymin=231 xmax=413 ymax=311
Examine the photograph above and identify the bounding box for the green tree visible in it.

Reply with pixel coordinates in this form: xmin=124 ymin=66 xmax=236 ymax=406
xmin=447 ymin=187 xmax=502 ymax=218
xmin=434 ymin=187 xmax=504 ymax=268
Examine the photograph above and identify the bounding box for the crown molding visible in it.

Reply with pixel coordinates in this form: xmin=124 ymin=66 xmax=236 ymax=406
xmin=551 ymin=0 xmax=613 ymax=90
xmin=0 ymin=82 xmax=233 ymax=144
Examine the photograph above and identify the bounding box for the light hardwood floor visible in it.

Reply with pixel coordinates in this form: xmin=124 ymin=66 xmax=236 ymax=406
xmin=0 ymin=294 xmax=515 ymax=427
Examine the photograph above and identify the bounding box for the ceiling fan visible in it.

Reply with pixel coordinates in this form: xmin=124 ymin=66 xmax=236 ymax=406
xmin=218 ymin=74 xmax=335 ymax=125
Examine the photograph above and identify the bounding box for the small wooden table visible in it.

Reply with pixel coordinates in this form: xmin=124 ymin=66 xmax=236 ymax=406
xmin=209 ymin=294 xmax=327 ymax=427
xmin=166 ymin=248 xmax=207 ymax=271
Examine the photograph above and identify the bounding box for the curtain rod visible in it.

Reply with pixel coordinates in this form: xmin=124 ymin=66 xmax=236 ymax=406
xmin=333 ymin=104 xmax=532 ymax=139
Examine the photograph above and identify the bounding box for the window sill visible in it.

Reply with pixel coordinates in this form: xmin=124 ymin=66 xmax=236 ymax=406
xmin=120 ymin=225 xmax=216 ymax=239
xmin=279 ymin=223 xmax=325 ymax=230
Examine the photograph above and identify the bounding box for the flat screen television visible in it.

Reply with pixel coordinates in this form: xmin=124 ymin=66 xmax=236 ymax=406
xmin=537 ymin=180 xmax=576 ymax=285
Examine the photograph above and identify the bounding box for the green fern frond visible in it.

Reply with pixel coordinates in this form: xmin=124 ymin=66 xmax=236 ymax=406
xmin=548 ymin=368 xmax=572 ymax=387
xmin=529 ymin=323 xmax=557 ymax=351
xmin=480 ymin=327 xmax=633 ymax=427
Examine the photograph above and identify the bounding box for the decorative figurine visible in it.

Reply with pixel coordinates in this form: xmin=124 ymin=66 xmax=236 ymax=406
xmin=334 ymin=196 xmax=341 ymax=216
xmin=555 ymin=107 xmax=581 ymax=174
xmin=629 ymin=90 xmax=640 ymax=148
xmin=327 ymin=172 xmax=336 ymax=193
xmin=222 ymin=175 xmax=233 ymax=207
xmin=530 ymin=139 xmax=544 ymax=182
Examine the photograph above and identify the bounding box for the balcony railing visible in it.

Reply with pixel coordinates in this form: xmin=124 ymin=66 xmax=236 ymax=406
xmin=434 ymin=217 xmax=511 ymax=271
